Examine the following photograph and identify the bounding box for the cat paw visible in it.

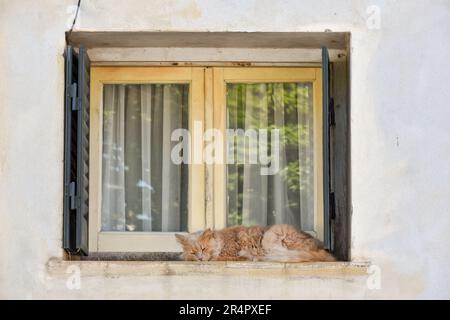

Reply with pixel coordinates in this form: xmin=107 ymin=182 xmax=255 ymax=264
xmin=237 ymin=250 xmax=247 ymax=257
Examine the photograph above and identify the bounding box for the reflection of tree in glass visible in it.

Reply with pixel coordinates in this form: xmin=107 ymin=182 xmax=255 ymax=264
xmin=226 ymin=82 xmax=313 ymax=228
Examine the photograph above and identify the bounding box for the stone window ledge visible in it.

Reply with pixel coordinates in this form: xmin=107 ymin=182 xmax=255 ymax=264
xmin=46 ymin=258 xmax=370 ymax=278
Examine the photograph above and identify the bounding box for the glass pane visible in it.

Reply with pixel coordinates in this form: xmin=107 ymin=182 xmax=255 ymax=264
xmin=226 ymin=82 xmax=314 ymax=231
xmin=101 ymin=84 xmax=189 ymax=232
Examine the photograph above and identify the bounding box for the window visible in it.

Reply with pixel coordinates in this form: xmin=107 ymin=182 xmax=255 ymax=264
xmin=84 ymin=66 xmax=323 ymax=253
xmin=89 ymin=67 xmax=205 ymax=252
xmin=211 ymin=68 xmax=323 ymax=240
xmin=63 ymin=44 xmax=345 ymax=257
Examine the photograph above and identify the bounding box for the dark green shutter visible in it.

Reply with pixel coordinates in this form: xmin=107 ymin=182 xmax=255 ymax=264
xmin=63 ymin=46 xmax=90 ymax=255
xmin=322 ymin=47 xmax=334 ymax=251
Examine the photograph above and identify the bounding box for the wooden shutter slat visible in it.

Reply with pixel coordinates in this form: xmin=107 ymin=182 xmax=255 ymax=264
xmin=63 ymin=45 xmax=90 ymax=255
xmin=63 ymin=46 xmax=76 ymax=250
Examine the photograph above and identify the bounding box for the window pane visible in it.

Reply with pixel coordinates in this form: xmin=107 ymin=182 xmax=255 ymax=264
xmin=102 ymin=84 xmax=189 ymax=232
xmin=226 ymin=82 xmax=314 ymax=231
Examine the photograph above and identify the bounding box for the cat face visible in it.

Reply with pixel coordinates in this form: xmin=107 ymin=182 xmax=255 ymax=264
xmin=175 ymin=229 xmax=216 ymax=261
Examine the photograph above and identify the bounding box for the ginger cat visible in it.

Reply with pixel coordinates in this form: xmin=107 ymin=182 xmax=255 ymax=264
xmin=175 ymin=224 xmax=335 ymax=262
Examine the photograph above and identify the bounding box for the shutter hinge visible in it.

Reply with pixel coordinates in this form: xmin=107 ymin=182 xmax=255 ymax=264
xmin=329 ymin=98 xmax=336 ymax=127
xmin=69 ymin=181 xmax=77 ymax=210
xmin=70 ymin=83 xmax=78 ymax=111
xmin=330 ymin=192 xmax=336 ymax=220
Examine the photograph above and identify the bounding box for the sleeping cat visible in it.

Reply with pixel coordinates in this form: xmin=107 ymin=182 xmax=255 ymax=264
xmin=175 ymin=224 xmax=335 ymax=262
xmin=175 ymin=225 xmax=264 ymax=261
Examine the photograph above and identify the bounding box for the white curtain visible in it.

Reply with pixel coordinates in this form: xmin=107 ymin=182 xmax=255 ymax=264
xmin=101 ymin=84 xmax=189 ymax=232
xmin=227 ymin=82 xmax=315 ymax=231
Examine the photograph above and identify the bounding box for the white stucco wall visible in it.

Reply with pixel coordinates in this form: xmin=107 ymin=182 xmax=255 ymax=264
xmin=0 ymin=0 xmax=449 ymax=299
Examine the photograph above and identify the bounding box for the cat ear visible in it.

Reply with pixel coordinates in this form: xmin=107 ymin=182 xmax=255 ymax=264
xmin=200 ymin=228 xmax=212 ymax=239
xmin=175 ymin=234 xmax=189 ymax=246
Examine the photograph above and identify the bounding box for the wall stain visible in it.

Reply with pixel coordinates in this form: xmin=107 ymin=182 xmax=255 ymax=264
xmin=177 ymin=0 xmax=202 ymax=20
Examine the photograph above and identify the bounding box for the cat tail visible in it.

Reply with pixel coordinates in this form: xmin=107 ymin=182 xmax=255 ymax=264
xmin=306 ymin=249 xmax=336 ymax=262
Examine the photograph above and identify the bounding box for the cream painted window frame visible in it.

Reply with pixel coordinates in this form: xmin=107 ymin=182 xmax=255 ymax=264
xmin=89 ymin=66 xmax=323 ymax=253
xmin=89 ymin=67 xmax=205 ymax=252
xmin=210 ymin=67 xmax=324 ymax=240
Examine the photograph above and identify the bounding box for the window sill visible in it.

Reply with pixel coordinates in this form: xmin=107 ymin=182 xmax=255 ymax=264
xmin=47 ymin=258 xmax=370 ymax=278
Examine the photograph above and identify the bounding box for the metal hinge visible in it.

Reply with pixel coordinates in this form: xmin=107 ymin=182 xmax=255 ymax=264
xmin=70 ymin=82 xmax=78 ymax=111
xmin=329 ymin=98 xmax=336 ymax=127
xmin=69 ymin=181 xmax=77 ymax=210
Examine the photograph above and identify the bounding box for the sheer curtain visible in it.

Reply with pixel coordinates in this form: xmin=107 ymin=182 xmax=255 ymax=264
xmin=227 ymin=82 xmax=315 ymax=232
xmin=101 ymin=84 xmax=189 ymax=232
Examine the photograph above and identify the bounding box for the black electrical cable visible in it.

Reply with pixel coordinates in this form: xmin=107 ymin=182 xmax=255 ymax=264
xmin=67 ymin=0 xmax=81 ymax=41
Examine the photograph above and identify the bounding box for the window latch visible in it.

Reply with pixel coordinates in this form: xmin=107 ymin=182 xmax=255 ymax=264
xmin=330 ymin=192 xmax=336 ymax=220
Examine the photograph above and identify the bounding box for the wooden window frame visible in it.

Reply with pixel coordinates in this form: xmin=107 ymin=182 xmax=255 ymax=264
xmin=89 ymin=67 xmax=205 ymax=252
xmin=210 ymin=67 xmax=323 ymax=239
xmin=89 ymin=66 xmax=323 ymax=253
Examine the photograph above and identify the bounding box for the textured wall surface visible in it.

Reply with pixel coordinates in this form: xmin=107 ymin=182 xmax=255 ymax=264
xmin=0 ymin=0 xmax=449 ymax=299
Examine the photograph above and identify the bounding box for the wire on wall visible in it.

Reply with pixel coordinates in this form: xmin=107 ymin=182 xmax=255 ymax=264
xmin=67 ymin=0 xmax=81 ymax=42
